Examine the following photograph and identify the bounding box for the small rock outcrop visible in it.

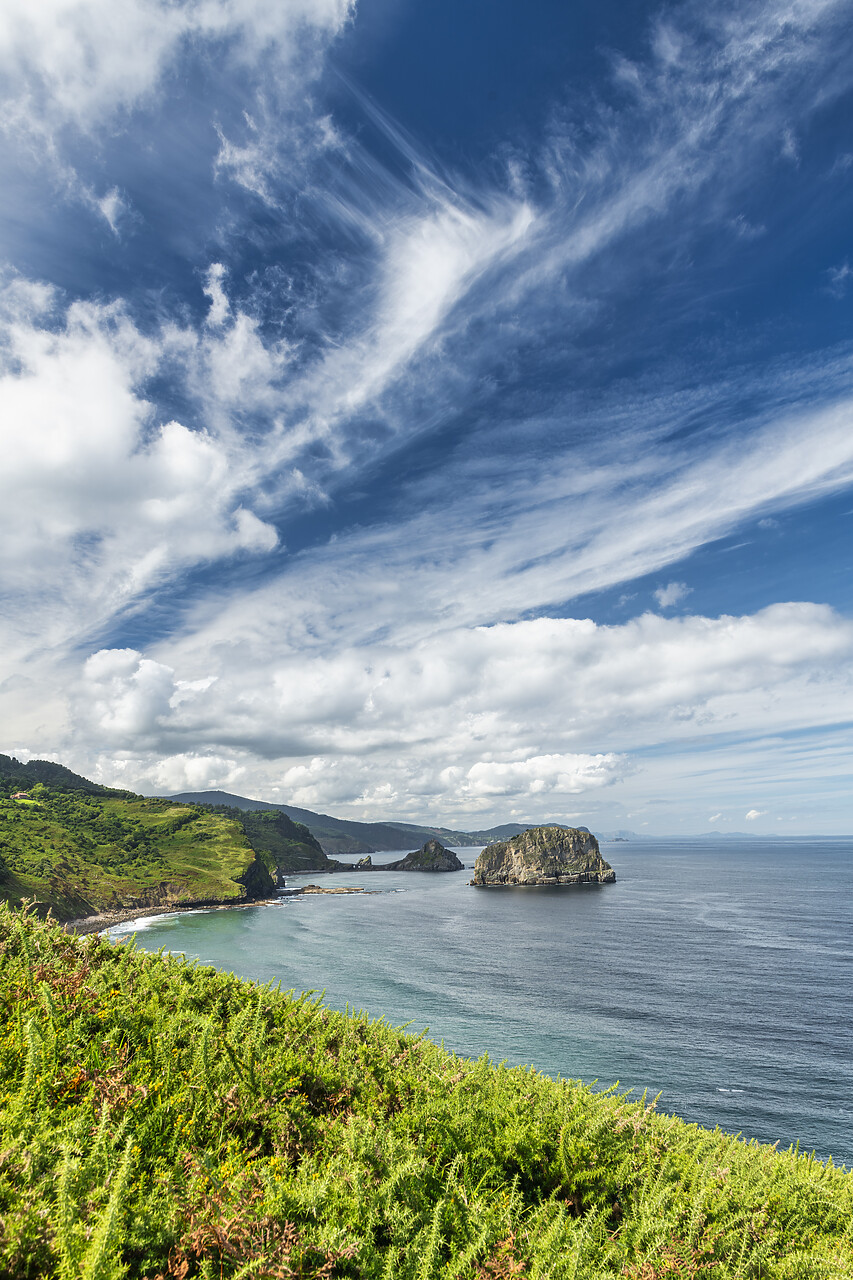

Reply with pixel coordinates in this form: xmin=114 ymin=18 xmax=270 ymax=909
xmin=471 ymin=826 xmax=615 ymax=887
xmin=383 ymin=839 xmax=464 ymax=872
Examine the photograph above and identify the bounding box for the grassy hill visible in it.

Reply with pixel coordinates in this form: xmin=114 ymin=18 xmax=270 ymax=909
xmin=198 ymin=805 xmax=335 ymax=877
xmin=1 ymin=905 xmax=851 ymax=1278
xmin=0 ymin=767 xmax=276 ymax=920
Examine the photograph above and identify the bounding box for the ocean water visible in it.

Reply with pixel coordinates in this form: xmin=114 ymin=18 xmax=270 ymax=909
xmin=109 ymin=839 xmax=853 ymax=1166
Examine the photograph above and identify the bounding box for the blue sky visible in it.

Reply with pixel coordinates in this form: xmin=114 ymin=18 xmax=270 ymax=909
xmin=1 ymin=0 xmax=853 ymax=833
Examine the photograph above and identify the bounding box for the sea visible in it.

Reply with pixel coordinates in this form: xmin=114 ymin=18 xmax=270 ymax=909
xmin=107 ymin=838 xmax=853 ymax=1167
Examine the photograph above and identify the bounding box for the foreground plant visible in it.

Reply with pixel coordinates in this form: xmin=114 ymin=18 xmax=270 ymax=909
xmin=0 ymin=904 xmax=851 ymax=1278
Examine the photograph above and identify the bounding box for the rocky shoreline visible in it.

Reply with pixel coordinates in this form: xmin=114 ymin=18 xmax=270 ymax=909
xmin=63 ymin=896 xmax=281 ymax=936
xmin=63 ymin=883 xmax=384 ymax=934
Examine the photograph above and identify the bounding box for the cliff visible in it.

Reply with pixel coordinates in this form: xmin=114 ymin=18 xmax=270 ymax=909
xmin=471 ymin=826 xmax=615 ymax=887
xmin=202 ymin=806 xmax=333 ymax=879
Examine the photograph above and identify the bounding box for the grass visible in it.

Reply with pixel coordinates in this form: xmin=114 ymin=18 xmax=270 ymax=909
xmin=1 ymin=904 xmax=851 ymax=1278
xmin=0 ymin=787 xmax=270 ymax=919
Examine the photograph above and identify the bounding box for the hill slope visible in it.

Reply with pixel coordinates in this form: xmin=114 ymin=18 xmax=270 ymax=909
xmin=0 ymin=752 xmax=132 ymax=797
xmin=198 ymin=804 xmax=336 ymax=877
xmin=1 ymin=905 xmax=850 ymax=1279
xmin=0 ymin=780 xmax=275 ymax=920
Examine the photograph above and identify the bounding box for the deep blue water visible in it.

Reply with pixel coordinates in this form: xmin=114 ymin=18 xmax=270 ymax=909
xmin=109 ymin=839 xmax=853 ymax=1166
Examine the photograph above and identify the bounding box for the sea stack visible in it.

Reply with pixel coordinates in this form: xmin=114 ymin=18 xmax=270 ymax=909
xmin=471 ymin=826 xmax=615 ymax=887
xmin=384 ymin=839 xmax=464 ymax=871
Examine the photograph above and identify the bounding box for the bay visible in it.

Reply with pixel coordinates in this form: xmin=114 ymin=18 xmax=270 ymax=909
xmin=109 ymin=838 xmax=853 ymax=1166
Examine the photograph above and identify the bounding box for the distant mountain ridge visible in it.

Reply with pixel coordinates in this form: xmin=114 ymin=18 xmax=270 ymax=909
xmin=163 ymin=790 xmax=588 ymax=855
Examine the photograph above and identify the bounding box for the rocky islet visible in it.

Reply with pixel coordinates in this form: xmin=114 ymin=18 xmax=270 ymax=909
xmin=471 ymin=825 xmax=616 ymax=887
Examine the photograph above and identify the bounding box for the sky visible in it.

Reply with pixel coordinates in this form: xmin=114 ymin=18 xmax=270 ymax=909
xmin=1 ymin=0 xmax=853 ymax=835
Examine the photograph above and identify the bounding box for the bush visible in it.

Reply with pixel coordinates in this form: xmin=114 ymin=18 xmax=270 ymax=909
xmin=0 ymin=905 xmax=851 ymax=1278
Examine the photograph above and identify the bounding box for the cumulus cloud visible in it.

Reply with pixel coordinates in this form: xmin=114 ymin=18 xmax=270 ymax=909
xmin=745 ymin=808 xmax=767 ymax=820
xmin=452 ymin=755 xmax=626 ymax=799
xmin=654 ymin=582 xmax=692 ymax=609
xmin=56 ymin=601 xmax=853 ymax=820
xmin=0 ymin=278 xmax=284 ymax=658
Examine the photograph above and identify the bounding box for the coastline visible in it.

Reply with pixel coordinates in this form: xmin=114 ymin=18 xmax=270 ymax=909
xmin=63 ymin=894 xmax=281 ymax=936
xmin=63 ymin=883 xmax=378 ymax=935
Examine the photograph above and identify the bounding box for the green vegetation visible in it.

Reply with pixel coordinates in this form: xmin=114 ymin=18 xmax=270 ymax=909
xmin=202 ymin=806 xmax=333 ymax=877
xmin=1 ymin=906 xmax=851 ymax=1278
xmin=0 ymin=753 xmax=135 ymax=799
xmin=0 ymin=776 xmax=273 ymax=920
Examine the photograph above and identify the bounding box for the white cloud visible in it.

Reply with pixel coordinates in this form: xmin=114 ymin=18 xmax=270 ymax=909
xmin=0 ymin=279 xmax=282 ymax=658
xmin=745 ymin=808 xmax=767 ymax=820
xmin=203 ymin=263 xmax=230 ymax=328
xmin=0 ymin=0 xmax=354 ymax=133
xmin=708 ymin=813 xmax=722 ymax=822
xmin=54 ymin=601 xmax=853 ymax=821
xmin=454 ymin=754 xmax=627 ymax=799
xmin=655 ymin=582 xmax=692 ymax=609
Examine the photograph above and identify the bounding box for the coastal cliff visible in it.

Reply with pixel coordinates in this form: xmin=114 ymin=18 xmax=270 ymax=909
xmin=0 ymin=764 xmax=276 ymax=920
xmin=471 ymin=825 xmax=615 ymax=887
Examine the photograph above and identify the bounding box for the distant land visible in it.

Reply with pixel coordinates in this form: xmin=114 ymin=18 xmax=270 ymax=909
xmin=0 ymin=755 xmax=603 ymax=919
xmin=163 ymin=789 xmax=591 ymax=855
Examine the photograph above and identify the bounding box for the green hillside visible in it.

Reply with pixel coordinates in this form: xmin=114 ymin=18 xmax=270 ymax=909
xmin=0 ymin=773 xmax=275 ymax=920
xmin=200 ymin=804 xmax=334 ymax=877
xmin=1 ymin=905 xmax=851 ymax=1278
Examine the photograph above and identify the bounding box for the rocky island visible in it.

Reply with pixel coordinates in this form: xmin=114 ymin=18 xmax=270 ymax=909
xmin=471 ymin=825 xmax=615 ymax=887
xmin=354 ymin=839 xmax=464 ymax=872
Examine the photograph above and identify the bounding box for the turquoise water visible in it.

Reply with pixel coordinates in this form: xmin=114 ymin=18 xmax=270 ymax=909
xmin=109 ymin=839 xmax=853 ymax=1166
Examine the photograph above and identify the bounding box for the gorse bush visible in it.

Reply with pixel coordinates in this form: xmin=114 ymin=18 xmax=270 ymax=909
xmin=1 ymin=905 xmax=851 ymax=1278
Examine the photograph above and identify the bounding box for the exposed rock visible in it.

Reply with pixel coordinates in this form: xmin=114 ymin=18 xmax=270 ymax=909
xmin=236 ymin=854 xmax=278 ymax=900
xmin=471 ymin=826 xmax=615 ymax=887
xmin=300 ymin=884 xmax=377 ymax=895
xmin=380 ymin=839 xmax=464 ymax=872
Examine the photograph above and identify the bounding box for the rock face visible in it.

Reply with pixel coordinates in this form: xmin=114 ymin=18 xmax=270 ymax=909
xmin=471 ymin=826 xmax=615 ymax=887
xmin=382 ymin=839 xmax=464 ymax=872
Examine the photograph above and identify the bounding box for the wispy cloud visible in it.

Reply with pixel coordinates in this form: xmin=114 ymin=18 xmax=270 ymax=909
xmin=3 ymin=0 xmax=853 ymax=828
xmin=825 ymin=261 xmax=852 ymax=297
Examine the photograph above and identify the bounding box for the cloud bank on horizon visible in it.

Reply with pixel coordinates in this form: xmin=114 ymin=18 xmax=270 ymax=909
xmin=1 ymin=0 xmax=852 ymax=833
